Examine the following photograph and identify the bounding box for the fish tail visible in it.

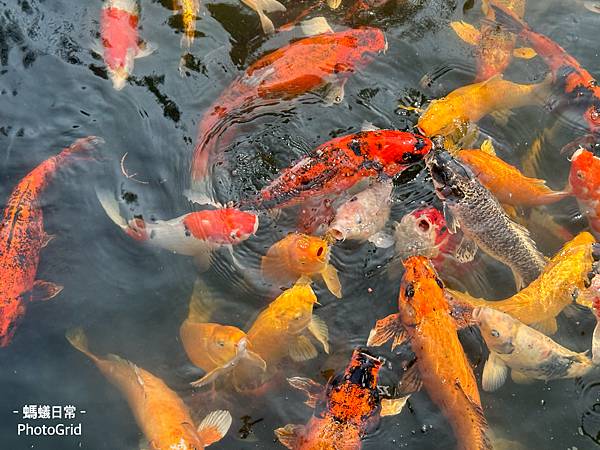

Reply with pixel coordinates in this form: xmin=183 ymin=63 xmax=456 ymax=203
xmin=65 ymin=327 xmax=98 ymax=362
xmin=488 ymin=1 xmax=526 ymax=35
xmin=58 ymin=136 xmax=104 ymax=162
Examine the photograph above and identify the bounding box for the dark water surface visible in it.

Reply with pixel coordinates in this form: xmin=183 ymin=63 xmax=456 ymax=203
xmin=2 ymin=0 xmax=600 ymax=448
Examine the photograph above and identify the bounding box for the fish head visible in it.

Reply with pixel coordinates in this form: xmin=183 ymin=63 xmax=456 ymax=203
xmin=410 ymin=206 xmax=449 ymax=247
xmin=426 ymin=150 xmax=473 ymax=204
xmin=287 ymin=233 xmax=330 ymax=273
xmin=398 ymin=256 xmax=447 ymax=325
xmin=569 ymin=148 xmax=600 ymax=199
xmin=324 ymin=348 xmax=383 ymax=423
xmin=472 ymin=307 xmax=517 ymax=355
xmin=0 ymin=298 xmax=25 ymax=347
xmin=206 ymin=324 xmax=248 ymax=364
xmin=328 ymin=196 xmax=367 ymax=241
xmin=371 ymin=132 xmax=432 ymax=171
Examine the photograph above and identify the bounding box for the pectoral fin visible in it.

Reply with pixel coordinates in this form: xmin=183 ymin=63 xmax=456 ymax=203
xmin=479 ymin=139 xmax=497 ymax=156
xmin=530 ymin=317 xmax=558 ymax=335
xmin=308 ymin=315 xmax=329 ymax=353
xmin=287 ymin=377 xmax=323 ymax=408
xmin=450 ymin=21 xmax=481 ymax=46
xmin=453 ymin=235 xmax=478 ymax=263
xmin=369 ymin=231 xmax=395 ymax=249
xmin=512 ymin=47 xmax=537 ymax=59
xmin=31 ymin=280 xmax=63 ymax=302
xmin=136 ymin=42 xmax=157 ymax=59
xmin=443 ymin=204 xmax=460 ymax=234
xmin=489 ymin=109 xmax=514 ymax=126
xmin=275 ymin=424 xmax=305 ymax=450
xmin=510 ymin=268 xmax=526 ymax=292
xmin=300 ymin=17 xmax=333 ymax=36
xmin=592 ymin=318 xmax=600 ymax=365
xmin=194 ymin=251 xmax=213 ymax=273
xmin=196 ymin=410 xmax=232 ymax=447
xmin=398 ymin=363 xmax=422 ymax=394
xmin=367 ymin=313 xmax=407 ymax=349
xmin=482 ymin=352 xmax=508 ymax=392
xmin=321 ymin=264 xmax=342 ymax=299
xmin=326 ymin=0 xmax=342 ymax=9
xmin=380 ymin=395 xmax=410 ymax=417
xmin=510 ymin=370 xmax=535 ymax=385
xmin=322 ymin=79 xmax=346 ymax=106
xmin=289 ymin=335 xmax=318 ymax=362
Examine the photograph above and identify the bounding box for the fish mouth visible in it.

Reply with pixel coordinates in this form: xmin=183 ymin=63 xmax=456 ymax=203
xmin=327 ymin=227 xmax=346 ymax=242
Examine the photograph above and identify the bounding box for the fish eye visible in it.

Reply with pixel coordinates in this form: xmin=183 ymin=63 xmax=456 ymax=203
xmin=490 ymin=330 xmax=500 ymax=338
xmin=217 ymin=340 xmax=225 ymax=347
xmin=316 ymin=246 xmax=324 ymax=257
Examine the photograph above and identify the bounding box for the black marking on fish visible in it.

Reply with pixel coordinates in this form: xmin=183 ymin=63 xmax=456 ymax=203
xmin=5 ymin=181 xmax=31 ymax=253
xmin=537 ymin=354 xmax=579 ymax=379
xmin=348 ymin=139 xmax=363 ymax=157
xmin=404 ymin=282 xmax=415 ymax=298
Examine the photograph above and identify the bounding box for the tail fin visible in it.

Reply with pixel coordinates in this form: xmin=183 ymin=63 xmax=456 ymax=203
xmin=65 ymin=327 xmax=97 ymax=361
xmin=96 ymin=187 xmax=128 ymax=229
xmin=59 ymin=136 xmax=104 ymax=161
xmin=488 ymin=1 xmax=526 ymax=34
xmin=197 ymin=410 xmax=232 ymax=447
xmin=187 ymin=278 xmax=218 ymax=323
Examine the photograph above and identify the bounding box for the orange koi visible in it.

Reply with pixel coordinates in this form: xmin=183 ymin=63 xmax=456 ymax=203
xmin=368 ymin=256 xmax=491 ymax=450
xmin=0 ymin=137 xmax=100 ymax=347
xmin=188 ymin=28 xmax=387 ymax=204
xmin=275 ymin=349 xmax=408 ymax=450
xmin=262 ymin=233 xmax=342 ymax=298
xmin=66 ymin=328 xmax=232 ymax=449
xmin=490 ymin=0 xmax=600 ymax=134
xmin=451 ymin=0 xmax=534 ymax=81
xmin=457 ymin=143 xmax=569 ymax=207
xmin=176 ymin=0 xmax=200 ymax=48
xmin=569 ymin=149 xmax=600 ymax=239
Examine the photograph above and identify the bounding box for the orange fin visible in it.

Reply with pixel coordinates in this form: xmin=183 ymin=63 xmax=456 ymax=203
xmin=398 ymin=362 xmax=422 ymax=394
xmin=287 ymin=377 xmax=323 ymax=408
xmin=367 ymin=313 xmax=406 ymax=349
xmin=31 ymin=280 xmax=63 ymax=302
xmin=196 ymin=410 xmax=232 ymax=447
xmin=41 ymin=233 xmax=55 ymax=248
xmin=274 ymin=424 xmax=305 ymax=450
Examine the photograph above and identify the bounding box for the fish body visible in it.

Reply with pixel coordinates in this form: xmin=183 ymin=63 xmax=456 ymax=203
xmin=473 ymin=307 xmax=594 ymax=391
xmin=189 ymin=28 xmax=387 ymax=201
xmin=490 ymin=0 xmax=600 ymax=134
xmin=448 ymin=232 xmax=598 ymax=334
xmin=275 ymin=349 xmax=405 ymax=450
xmin=97 ymin=191 xmax=259 ymax=270
xmin=254 ymin=131 xmax=431 ymax=210
xmin=66 ymin=328 xmax=231 ymax=449
xmin=178 ymin=0 xmax=200 ymax=48
xmin=451 ymin=0 xmax=529 ymax=81
xmin=327 ymin=180 xmax=393 ymax=246
xmin=100 ymin=0 xmax=152 ymax=90
xmin=569 ymin=149 xmax=600 ymax=239
xmin=262 ymin=233 xmax=342 ymax=298
xmin=232 ymin=283 xmax=328 ymax=391
xmin=368 ymin=256 xmax=491 ymax=450
xmin=458 ymin=148 xmax=568 ymax=206
xmin=417 ymin=76 xmax=548 ymax=137
xmin=0 ymin=137 xmax=100 ymax=347
xmin=427 ymin=150 xmax=546 ymax=290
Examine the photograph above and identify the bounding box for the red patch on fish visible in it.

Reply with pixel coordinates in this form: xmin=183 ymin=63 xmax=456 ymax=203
xmin=182 ymin=209 xmax=259 ymax=244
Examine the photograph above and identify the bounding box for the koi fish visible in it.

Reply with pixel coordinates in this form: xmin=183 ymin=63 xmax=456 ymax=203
xmin=394 ymin=206 xmax=460 ymax=262
xmin=240 ymin=0 xmax=286 ymax=34
xmin=176 ymin=0 xmax=200 ymax=49
xmin=253 ymin=131 xmax=431 ymax=211
xmin=451 ymin=0 xmax=535 ymax=81
xmin=0 ymin=136 xmax=101 ymax=347
xmin=231 ymin=282 xmax=329 ymax=392
xmin=427 ymin=150 xmax=547 ymax=290
xmin=96 ymin=190 xmax=259 ymax=271
xmin=448 ymin=232 xmax=599 ymax=335
xmin=99 ymin=0 xmax=155 ymax=90
xmin=568 ymin=149 xmax=600 ymax=239
xmin=275 ymin=348 xmax=408 ymax=450
xmin=66 ymin=328 xmax=232 ymax=449
xmin=490 ymin=0 xmax=600 ymax=135
xmin=262 ymin=233 xmax=342 ymax=298
xmin=326 ymin=180 xmax=394 ymax=247
xmin=417 ymin=75 xmax=550 ymax=138
xmin=188 ymin=28 xmax=388 ymax=204
xmin=473 ymin=307 xmax=594 ymax=392
xmin=458 ymin=140 xmax=569 ymax=207
xmin=368 ymin=256 xmax=492 ymax=450
xmin=179 ymin=279 xmax=267 ymax=387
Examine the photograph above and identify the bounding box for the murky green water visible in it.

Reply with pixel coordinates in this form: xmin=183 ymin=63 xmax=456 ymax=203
xmin=2 ymin=0 xmax=600 ymax=448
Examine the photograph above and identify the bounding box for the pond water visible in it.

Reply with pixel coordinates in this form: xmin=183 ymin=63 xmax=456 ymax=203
xmin=2 ymin=0 xmax=600 ymax=448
